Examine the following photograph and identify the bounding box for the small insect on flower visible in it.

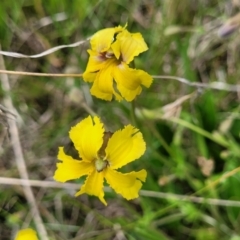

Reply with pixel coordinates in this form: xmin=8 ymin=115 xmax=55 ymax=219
xmin=54 ymin=115 xmax=147 ymax=205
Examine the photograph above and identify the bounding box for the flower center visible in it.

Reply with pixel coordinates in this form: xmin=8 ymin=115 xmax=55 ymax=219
xmin=105 ymin=51 xmax=114 ymax=59
xmin=95 ymin=131 xmax=113 ymax=172
xmin=95 ymin=158 xmax=108 ymax=172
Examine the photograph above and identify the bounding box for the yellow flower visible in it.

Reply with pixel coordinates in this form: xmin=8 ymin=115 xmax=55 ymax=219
xmin=15 ymin=228 xmax=38 ymax=240
xmin=54 ymin=115 xmax=147 ymax=205
xmin=83 ymin=26 xmax=153 ymax=102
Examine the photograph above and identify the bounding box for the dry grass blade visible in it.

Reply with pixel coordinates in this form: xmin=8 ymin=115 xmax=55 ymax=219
xmin=0 ymin=46 xmax=48 ymax=240
xmin=0 ymin=38 xmax=90 ymax=58
xmin=0 ymin=104 xmax=17 ymax=117
xmin=0 ymin=70 xmax=82 ymax=77
xmin=153 ymin=75 xmax=240 ymax=92
xmin=1 ymin=177 xmax=240 ymax=208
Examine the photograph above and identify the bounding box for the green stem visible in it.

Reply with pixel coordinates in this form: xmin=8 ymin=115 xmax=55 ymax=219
xmin=147 ymin=122 xmax=172 ymax=156
xmin=130 ymin=100 xmax=137 ymax=126
xmin=169 ymin=117 xmax=229 ymax=148
xmin=195 ymin=166 xmax=240 ymax=196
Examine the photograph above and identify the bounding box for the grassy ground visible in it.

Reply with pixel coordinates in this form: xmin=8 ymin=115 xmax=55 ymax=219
xmin=1 ymin=0 xmax=240 ymax=239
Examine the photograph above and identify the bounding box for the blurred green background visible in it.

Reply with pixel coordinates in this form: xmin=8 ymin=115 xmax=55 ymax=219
xmin=1 ymin=0 xmax=240 ymax=239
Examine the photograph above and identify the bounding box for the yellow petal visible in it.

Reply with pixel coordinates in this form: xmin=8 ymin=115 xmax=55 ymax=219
xmin=114 ymin=24 xmax=126 ymax=33
xmin=113 ymin=64 xmax=153 ymax=101
xmin=117 ymin=84 xmax=142 ymax=102
xmin=90 ymin=28 xmax=116 ymax=53
xmin=69 ymin=116 xmax=104 ymax=162
xmin=82 ymin=71 xmax=97 ymax=83
xmin=90 ymin=60 xmax=122 ymax=101
xmin=83 ymin=50 xmax=107 ymax=77
xmin=111 ymin=38 xmax=121 ymax=59
xmin=15 ymin=228 xmax=38 ymax=240
xmin=90 ymin=25 xmax=125 ymax=53
xmin=90 ymin=70 xmax=114 ymax=101
xmin=112 ymin=29 xmax=148 ymax=64
xmin=75 ymin=170 xmax=107 ymax=205
xmin=54 ymin=147 xmax=94 ymax=182
xmin=105 ymin=168 xmax=147 ymax=200
xmin=105 ymin=125 xmax=146 ymax=169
